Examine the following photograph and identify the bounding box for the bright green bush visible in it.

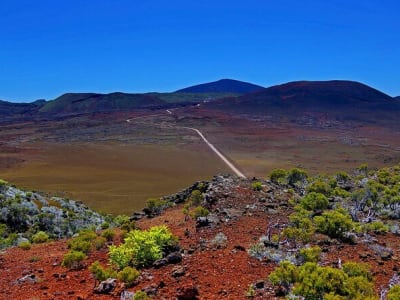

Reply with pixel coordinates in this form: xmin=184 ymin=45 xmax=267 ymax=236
xmin=31 ymin=231 xmax=49 ymax=243
xmin=109 ymin=225 xmax=177 ymax=268
xmin=314 ymin=208 xmax=354 ymax=239
xmin=300 ymin=192 xmax=329 ymax=211
xmin=62 ymin=250 xmax=87 ymax=270
xmin=117 ymin=266 xmax=140 ymax=287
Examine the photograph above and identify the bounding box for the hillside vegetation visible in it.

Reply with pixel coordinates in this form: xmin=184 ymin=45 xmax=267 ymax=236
xmin=1 ymin=163 xmax=400 ymax=298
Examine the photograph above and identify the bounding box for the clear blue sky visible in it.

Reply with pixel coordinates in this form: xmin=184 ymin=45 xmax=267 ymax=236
xmin=1 ymin=0 xmax=399 ymax=102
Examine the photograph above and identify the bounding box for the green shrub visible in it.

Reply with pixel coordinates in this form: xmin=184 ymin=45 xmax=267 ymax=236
xmin=0 ymin=179 xmax=7 ymax=187
xmin=117 ymin=266 xmax=140 ymax=287
xmin=101 ymin=222 xmax=110 ymax=230
xmin=268 ymin=260 xmax=298 ymax=289
xmin=114 ymin=214 xmax=130 ymax=226
xmin=133 ymin=291 xmax=149 ymax=300
xmin=314 ymin=208 xmax=354 ymax=239
xmin=189 ymin=190 xmax=203 ymax=206
xmin=269 ymin=261 xmax=376 ymax=299
xmin=68 ymin=238 xmax=92 ymax=254
xmin=287 ymin=168 xmax=308 ymax=186
xmin=31 ymin=231 xmax=49 ymax=243
xmin=146 ymin=198 xmax=169 ymax=214
xmin=109 ymin=225 xmax=177 ymax=268
xmin=342 ymin=262 xmax=372 ymax=281
xmin=94 ymin=236 xmax=107 ymax=250
xmin=269 ymin=169 xmax=287 ymax=184
xmin=62 ymin=250 xmax=87 ymax=270
xmin=102 ymin=228 xmax=116 ymax=242
xmin=191 ymin=206 xmax=209 ymax=219
xmin=19 ymin=241 xmax=32 ymax=250
xmin=388 ymin=285 xmax=400 ymax=300
xmin=89 ymin=261 xmax=117 ymax=281
xmin=307 ymin=180 xmax=331 ymax=196
xmin=299 ymin=246 xmax=321 ymax=263
xmin=300 ymin=192 xmax=329 ymax=211
xmin=363 ymin=221 xmax=389 ymax=234
xmin=251 ymin=181 xmax=262 ymax=191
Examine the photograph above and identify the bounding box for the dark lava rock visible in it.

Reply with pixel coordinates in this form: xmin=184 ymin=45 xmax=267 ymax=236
xmin=167 ymin=252 xmax=182 ymax=264
xmin=196 ymin=217 xmax=209 ymax=228
xmin=152 ymin=258 xmax=168 ymax=269
xmin=93 ymin=278 xmax=117 ymax=294
xmin=177 ymin=285 xmax=199 ymax=300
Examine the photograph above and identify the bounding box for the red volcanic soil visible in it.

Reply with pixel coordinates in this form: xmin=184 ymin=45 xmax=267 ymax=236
xmin=1 ymin=178 xmax=400 ymax=299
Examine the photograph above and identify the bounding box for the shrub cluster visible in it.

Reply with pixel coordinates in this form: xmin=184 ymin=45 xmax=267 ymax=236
xmin=108 ymin=225 xmax=177 ymax=268
xmin=269 ymin=261 xmax=375 ymax=299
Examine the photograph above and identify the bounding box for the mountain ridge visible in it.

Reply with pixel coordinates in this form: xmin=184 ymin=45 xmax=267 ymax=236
xmin=175 ymin=78 xmax=264 ymax=93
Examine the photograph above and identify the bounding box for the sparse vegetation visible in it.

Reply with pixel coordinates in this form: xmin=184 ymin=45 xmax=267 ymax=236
xmin=117 ymin=266 xmax=140 ymax=287
xmin=62 ymin=250 xmax=87 ymax=270
xmin=31 ymin=231 xmax=49 ymax=244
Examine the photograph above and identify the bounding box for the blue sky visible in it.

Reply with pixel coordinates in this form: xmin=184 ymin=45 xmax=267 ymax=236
xmin=1 ymin=0 xmax=399 ymax=102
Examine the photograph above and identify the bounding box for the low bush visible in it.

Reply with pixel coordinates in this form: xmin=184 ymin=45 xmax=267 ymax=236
xmin=251 ymin=181 xmax=262 ymax=191
xmin=62 ymin=250 xmax=87 ymax=270
xmin=269 ymin=261 xmax=375 ymax=299
xmin=314 ymin=208 xmax=354 ymax=239
xmin=19 ymin=241 xmax=32 ymax=250
xmin=299 ymin=246 xmax=321 ymax=263
xmin=269 ymin=169 xmax=287 ymax=184
xmin=191 ymin=206 xmax=209 ymax=219
xmin=133 ymin=291 xmax=149 ymax=300
xmin=89 ymin=261 xmax=117 ymax=282
xmin=388 ymin=285 xmax=400 ymax=300
xmin=117 ymin=266 xmax=140 ymax=287
xmin=102 ymin=228 xmax=116 ymax=242
xmin=300 ymin=192 xmax=329 ymax=211
xmin=31 ymin=231 xmax=49 ymax=243
xmin=109 ymin=225 xmax=177 ymax=268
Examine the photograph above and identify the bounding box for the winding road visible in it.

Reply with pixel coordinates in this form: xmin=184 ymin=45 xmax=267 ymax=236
xmin=126 ymin=109 xmax=247 ymax=179
xmin=183 ymin=127 xmax=246 ymax=178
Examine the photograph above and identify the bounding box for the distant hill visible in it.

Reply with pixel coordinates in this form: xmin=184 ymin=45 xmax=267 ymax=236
xmin=175 ymin=79 xmax=264 ymax=94
xmin=39 ymin=92 xmax=167 ymax=115
xmin=395 ymin=96 xmax=400 ymax=100
xmin=0 ymin=99 xmax=42 ymax=121
xmin=207 ymin=80 xmax=400 ymax=125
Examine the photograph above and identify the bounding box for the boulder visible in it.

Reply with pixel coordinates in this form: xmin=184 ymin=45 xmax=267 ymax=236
xmin=94 ymin=278 xmax=117 ymax=294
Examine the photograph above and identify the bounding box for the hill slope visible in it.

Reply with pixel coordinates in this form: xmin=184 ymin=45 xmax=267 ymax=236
xmin=207 ymin=80 xmax=400 ymax=124
xmin=175 ymin=78 xmax=264 ymax=93
xmin=39 ymin=92 xmax=167 ymax=115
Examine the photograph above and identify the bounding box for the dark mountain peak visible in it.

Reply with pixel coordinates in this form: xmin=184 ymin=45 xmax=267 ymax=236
xmin=265 ymin=80 xmax=392 ymax=101
xmin=175 ymin=78 xmax=264 ymax=94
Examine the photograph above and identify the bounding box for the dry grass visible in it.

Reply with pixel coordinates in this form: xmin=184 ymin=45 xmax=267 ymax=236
xmin=0 ymin=142 xmax=229 ymax=214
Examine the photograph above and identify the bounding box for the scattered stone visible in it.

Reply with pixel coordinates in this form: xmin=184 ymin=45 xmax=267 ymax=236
xmin=234 ymin=245 xmax=246 ymax=251
xmin=94 ymin=278 xmax=117 ymax=294
xmin=16 ymin=274 xmax=37 ymax=284
xmin=177 ymin=285 xmax=199 ymax=300
xmin=152 ymin=258 xmax=168 ymax=269
xmin=196 ymin=217 xmax=209 ymax=228
xmin=172 ymin=266 xmax=186 ymax=278
xmin=120 ymin=291 xmax=135 ymax=300
xmin=255 ymin=280 xmax=265 ymax=289
xmin=167 ymin=252 xmax=182 ymax=264
xmin=142 ymin=285 xmax=158 ymax=296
